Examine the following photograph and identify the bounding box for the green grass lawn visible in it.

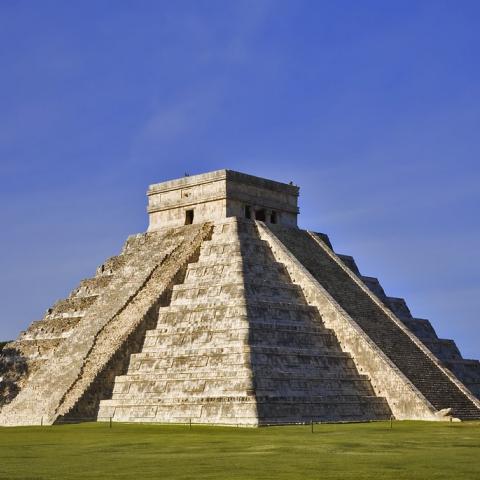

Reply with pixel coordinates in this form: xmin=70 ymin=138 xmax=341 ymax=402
xmin=0 ymin=421 xmax=479 ymax=479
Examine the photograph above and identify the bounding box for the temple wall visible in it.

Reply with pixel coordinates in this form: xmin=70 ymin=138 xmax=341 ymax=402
xmin=148 ymin=198 xmax=226 ymax=231
xmin=147 ymin=169 xmax=299 ymax=230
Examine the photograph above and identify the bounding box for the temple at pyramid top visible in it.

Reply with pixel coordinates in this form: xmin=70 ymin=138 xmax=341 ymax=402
xmin=147 ymin=169 xmax=300 ymax=230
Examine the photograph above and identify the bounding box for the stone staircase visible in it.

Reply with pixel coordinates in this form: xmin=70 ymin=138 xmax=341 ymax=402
xmin=98 ymin=218 xmax=391 ymax=425
xmin=0 ymin=223 xmax=212 ymax=425
xmin=269 ymin=225 xmax=480 ymax=420
xmin=359 ymin=275 xmax=480 ymax=398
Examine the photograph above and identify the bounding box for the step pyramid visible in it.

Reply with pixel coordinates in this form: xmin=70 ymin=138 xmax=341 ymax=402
xmin=1 ymin=170 xmax=479 ymax=425
xmin=97 ymin=218 xmax=391 ymax=425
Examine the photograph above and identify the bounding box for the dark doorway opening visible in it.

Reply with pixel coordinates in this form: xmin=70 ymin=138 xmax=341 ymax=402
xmin=185 ymin=209 xmax=194 ymax=225
xmin=255 ymin=209 xmax=266 ymax=221
xmin=270 ymin=211 xmax=277 ymax=224
xmin=245 ymin=205 xmax=252 ymax=219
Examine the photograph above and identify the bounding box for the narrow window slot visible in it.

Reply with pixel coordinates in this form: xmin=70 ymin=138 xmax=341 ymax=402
xmin=185 ymin=209 xmax=194 ymax=225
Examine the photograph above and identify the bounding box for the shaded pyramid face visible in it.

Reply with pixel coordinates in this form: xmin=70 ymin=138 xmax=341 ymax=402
xmin=1 ymin=169 xmax=480 ymax=426
xmin=98 ymin=219 xmax=391 ymax=425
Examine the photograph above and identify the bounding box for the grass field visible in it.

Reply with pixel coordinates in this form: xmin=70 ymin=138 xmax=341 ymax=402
xmin=0 ymin=421 xmax=479 ymax=479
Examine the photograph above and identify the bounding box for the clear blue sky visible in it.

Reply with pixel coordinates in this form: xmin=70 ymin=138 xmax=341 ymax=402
xmin=1 ymin=1 xmax=479 ymax=358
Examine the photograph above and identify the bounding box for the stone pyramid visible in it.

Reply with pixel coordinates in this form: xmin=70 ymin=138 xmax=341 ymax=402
xmin=1 ymin=170 xmax=479 ymax=426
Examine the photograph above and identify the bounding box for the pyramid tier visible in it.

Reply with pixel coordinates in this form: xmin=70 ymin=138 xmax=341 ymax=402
xmin=170 ymin=281 xmax=307 ymax=307
xmin=100 ymin=395 xmax=390 ymax=425
xmin=183 ymin=261 xmax=291 ymax=284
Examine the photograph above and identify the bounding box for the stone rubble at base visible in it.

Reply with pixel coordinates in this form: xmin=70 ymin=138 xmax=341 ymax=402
xmin=1 ymin=169 xmax=479 ymax=426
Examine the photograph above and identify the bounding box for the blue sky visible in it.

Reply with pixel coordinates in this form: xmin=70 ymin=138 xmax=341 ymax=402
xmin=0 ymin=1 xmax=479 ymax=358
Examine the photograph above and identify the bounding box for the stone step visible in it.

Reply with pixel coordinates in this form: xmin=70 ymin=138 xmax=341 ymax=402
xmin=111 ymin=383 xmax=375 ymax=400
xmin=385 ymin=297 xmax=413 ymax=320
xmin=172 ymin=279 xmax=304 ymax=296
xmin=155 ymin=315 xmax=323 ymax=332
xmin=210 ymin=228 xmax=258 ymax=241
xmin=127 ymin=350 xmax=357 ymax=375
xmin=112 ymin=372 xmax=372 ymax=382
xmin=422 ymin=339 xmax=462 ymax=361
xmin=19 ymin=330 xmax=75 ymax=341
xmin=401 ymin=318 xmax=438 ymax=340
xmin=255 ymin=397 xmax=391 ymax=423
xmin=183 ymin=264 xmax=290 ymax=284
xmin=445 ymin=358 xmax=480 ymax=397
xmin=201 ymin=237 xmax=268 ymax=249
xmin=129 ymin=345 xmax=354 ymax=358
xmin=7 ymin=338 xmax=64 ymax=358
xmin=199 ymin=241 xmax=274 ymax=259
xmin=99 ymin=395 xmax=390 ymax=424
xmin=111 ymin=378 xmax=253 ymax=397
xmin=155 ymin=307 xmax=325 ymax=330
xmin=210 ymin=220 xmax=259 ymax=238
xmin=20 ymin=316 xmax=82 ymax=340
xmin=148 ymin=323 xmax=331 ymax=337
xmin=182 ymin=270 xmax=293 ymax=286
xmin=157 ymin=301 xmax=321 ymax=321
xmin=126 ymin=360 xmax=360 ymax=377
xmin=109 ymin=381 xmax=379 ymax=400
xmin=46 ymin=295 xmax=98 ymax=318
xmin=98 ymin=397 xmax=259 ymax=423
xmin=111 ymin=378 xmax=375 ymax=398
xmin=170 ymin=281 xmax=305 ymax=306
xmin=95 ymin=254 xmax=130 ymax=276
xmin=189 ymin=257 xmax=289 ymax=271
xmin=100 ymin=393 xmax=388 ymax=406
xmin=70 ymin=275 xmax=113 ymax=299
xmin=127 ymin=352 xmax=249 ymax=371
xmin=337 ymin=255 xmax=361 ymax=275
xmin=141 ymin=330 xmax=339 ymax=351
xmin=140 ymin=338 xmax=341 ymax=355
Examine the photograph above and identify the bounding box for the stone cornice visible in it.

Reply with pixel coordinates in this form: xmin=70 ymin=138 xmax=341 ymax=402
xmin=147 ymin=169 xmax=299 ymax=197
xmin=147 ymin=193 xmax=299 ymax=214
